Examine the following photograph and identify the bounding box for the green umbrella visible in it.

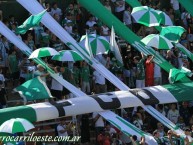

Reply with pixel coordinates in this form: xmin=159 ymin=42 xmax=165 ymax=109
xmin=141 ymin=34 xmax=173 ymax=50
xmin=0 ymin=118 xmax=34 ymax=133
xmin=52 ymin=50 xmax=84 ymax=62
xmin=169 ymin=67 xmax=193 ymax=84
xmin=131 ymin=6 xmax=161 ymax=27
xmin=155 ymin=10 xmax=173 ymax=26
xmin=79 ymin=34 xmax=110 ymax=55
xmin=160 ymin=26 xmax=186 ymax=43
xmin=29 ymin=47 xmax=59 ymax=59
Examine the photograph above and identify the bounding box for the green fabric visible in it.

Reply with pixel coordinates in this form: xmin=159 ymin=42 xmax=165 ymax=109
xmin=72 ymin=67 xmax=80 ymax=86
xmin=12 ymin=121 xmax=26 ymax=133
xmin=163 ymin=82 xmax=193 ymax=102
xmin=16 ymin=10 xmax=46 ymax=34
xmin=8 ymin=54 xmax=19 ymax=73
xmin=77 ymin=0 xmax=190 ymax=84
xmin=14 ymin=77 xmax=52 ymax=101
xmin=178 ymin=0 xmax=193 ymax=17
xmin=0 ymin=106 xmax=36 ymax=125
xmin=81 ymin=66 xmax=90 ymax=82
xmin=136 ymin=58 xmax=145 ymax=80
xmin=160 ymin=26 xmax=186 ymax=43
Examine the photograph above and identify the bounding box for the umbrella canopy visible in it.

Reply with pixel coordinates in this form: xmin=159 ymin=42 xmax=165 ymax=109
xmin=0 ymin=118 xmax=34 ymax=133
xmin=79 ymin=34 xmax=110 ymax=55
xmin=160 ymin=26 xmax=186 ymax=43
xmin=29 ymin=47 xmax=59 ymax=59
xmin=141 ymin=34 xmax=173 ymax=50
xmin=131 ymin=6 xmax=161 ymax=27
xmin=169 ymin=67 xmax=193 ymax=83
xmin=155 ymin=10 xmax=173 ymax=26
xmin=52 ymin=50 xmax=84 ymax=62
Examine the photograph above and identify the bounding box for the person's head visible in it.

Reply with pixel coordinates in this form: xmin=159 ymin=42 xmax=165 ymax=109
xmin=184 ymin=128 xmax=191 ymax=136
xmin=52 ymin=2 xmax=58 ymax=9
xmin=60 ymin=119 xmax=66 ymax=125
xmin=157 ymin=104 xmax=164 ymax=111
xmin=133 ymin=56 xmax=140 ymax=64
xmin=54 ymin=66 xmax=60 ymax=73
xmin=178 ymin=116 xmax=184 ymax=123
xmin=147 ymin=54 xmax=153 ymax=60
xmin=105 ymin=0 xmax=110 ymax=5
xmin=157 ymin=122 xmax=164 ymax=130
xmin=132 ymin=114 xmax=139 ymax=120
xmin=167 ymin=130 xmax=173 ymax=137
xmin=132 ymin=135 xmax=138 ymax=141
xmin=68 ymin=3 xmax=74 ymax=10
xmin=153 ymin=130 xmax=160 ymax=138
xmin=37 ymin=64 xmax=44 ymax=72
xmin=171 ymin=103 xmax=176 ymax=110
xmin=182 ymin=101 xmax=188 ymax=108
xmin=106 ymin=124 xmax=111 ymax=131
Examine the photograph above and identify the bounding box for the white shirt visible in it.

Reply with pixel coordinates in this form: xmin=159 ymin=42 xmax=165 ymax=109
xmin=167 ymin=109 xmax=179 ymax=123
xmin=51 ymin=8 xmax=62 ymax=16
xmin=108 ymin=127 xmax=117 ymax=135
xmin=57 ymin=124 xmax=68 ymax=137
xmin=92 ymin=112 xmax=105 ymax=127
xmin=51 ymin=73 xmax=63 ymax=91
xmin=123 ymin=10 xmax=132 ymax=25
xmin=154 ymin=63 xmax=161 ymax=78
xmin=86 ymin=20 xmax=96 ymax=28
xmin=170 ymin=0 xmax=179 ymax=10
xmin=0 ymin=74 xmax=5 ymax=82
xmin=112 ymin=0 xmax=125 ymax=12
xmin=93 ymin=71 xmax=106 ymax=85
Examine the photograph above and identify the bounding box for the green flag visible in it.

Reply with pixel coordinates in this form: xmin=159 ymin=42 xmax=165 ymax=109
xmin=160 ymin=26 xmax=186 ymax=43
xmin=14 ymin=76 xmax=53 ymax=102
xmin=169 ymin=67 xmax=193 ymax=83
xmin=16 ymin=9 xmax=46 ymax=34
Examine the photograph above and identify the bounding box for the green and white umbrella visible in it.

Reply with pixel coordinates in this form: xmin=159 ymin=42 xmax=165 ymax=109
xmin=52 ymin=50 xmax=84 ymax=62
xmin=29 ymin=47 xmax=59 ymax=59
xmin=0 ymin=118 xmax=34 ymax=133
xmin=141 ymin=34 xmax=173 ymax=50
xmin=79 ymin=34 xmax=110 ymax=55
xmin=160 ymin=26 xmax=186 ymax=43
xmin=131 ymin=6 xmax=161 ymax=27
xmin=169 ymin=67 xmax=193 ymax=84
xmin=155 ymin=10 xmax=173 ymax=26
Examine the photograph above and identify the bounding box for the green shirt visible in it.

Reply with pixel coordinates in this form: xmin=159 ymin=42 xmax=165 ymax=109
xmin=8 ymin=54 xmax=19 ymax=73
xmin=81 ymin=66 xmax=90 ymax=82
xmin=72 ymin=67 xmax=80 ymax=85
xmin=162 ymin=136 xmax=185 ymax=145
xmin=136 ymin=58 xmax=145 ymax=80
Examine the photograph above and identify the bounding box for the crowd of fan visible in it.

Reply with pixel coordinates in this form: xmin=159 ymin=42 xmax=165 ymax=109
xmin=0 ymin=0 xmax=193 ymax=145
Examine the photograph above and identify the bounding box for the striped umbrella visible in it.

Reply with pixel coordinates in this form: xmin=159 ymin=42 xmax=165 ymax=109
xmin=52 ymin=50 xmax=84 ymax=62
xmin=79 ymin=34 xmax=110 ymax=55
xmin=0 ymin=118 xmax=34 ymax=133
xmin=141 ymin=34 xmax=173 ymax=50
xmin=131 ymin=6 xmax=161 ymax=27
xmin=155 ymin=10 xmax=173 ymax=26
xmin=160 ymin=26 xmax=186 ymax=43
xmin=29 ymin=47 xmax=59 ymax=59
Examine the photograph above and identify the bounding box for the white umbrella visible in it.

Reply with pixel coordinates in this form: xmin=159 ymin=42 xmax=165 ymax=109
xmin=29 ymin=47 xmax=59 ymax=59
xmin=0 ymin=118 xmax=34 ymax=133
xmin=79 ymin=34 xmax=110 ymax=55
xmin=52 ymin=50 xmax=84 ymax=62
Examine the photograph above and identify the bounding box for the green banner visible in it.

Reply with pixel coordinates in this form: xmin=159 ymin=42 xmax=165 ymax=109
xmin=78 ymin=0 xmax=190 ymax=83
xmin=178 ymin=0 xmax=193 ymax=17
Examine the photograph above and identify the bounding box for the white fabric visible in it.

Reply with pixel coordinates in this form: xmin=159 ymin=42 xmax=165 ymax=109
xmin=86 ymin=20 xmax=96 ymax=28
xmin=93 ymin=70 xmax=106 ymax=85
xmin=57 ymin=124 xmax=68 ymax=137
xmin=92 ymin=112 xmax=105 ymax=127
xmin=170 ymin=0 xmax=179 ymax=10
xmin=0 ymin=74 xmax=5 ymax=82
xmin=123 ymin=10 xmax=132 ymax=25
xmin=154 ymin=63 xmax=161 ymax=78
xmin=167 ymin=109 xmax=179 ymax=124
xmin=136 ymin=79 xmax=145 ymax=88
xmin=51 ymin=73 xmax=63 ymax=91
xmin=51 ymin=8 xmax=62 ymax=16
